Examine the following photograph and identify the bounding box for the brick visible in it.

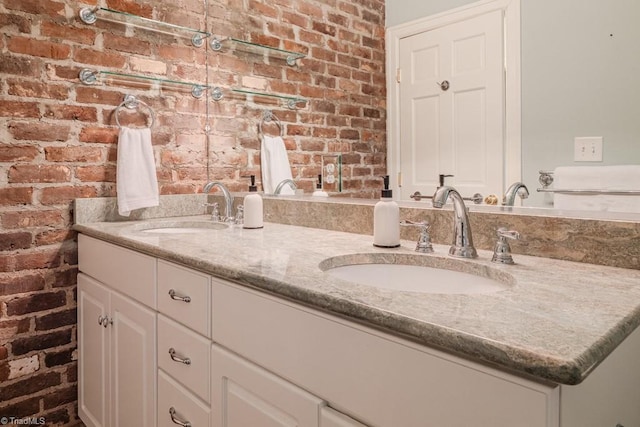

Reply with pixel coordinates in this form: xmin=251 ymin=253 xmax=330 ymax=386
xmin=1 ymin=209 xmax=66 ymax=229
xmin=73 ymin=48 xmax=126 ymax=68
xmin=36 ymin=308 xmax=77 ymax=331
xmin=45 ymin=146 xmax=102 ymax=162
xmin=43 ymin=105 xmax=98 ymax=122
xmin=6 ymin=290 xmax=66 ymax=316
xmin=8 ymin=80 xmax=68 ymax=100
xmin=8 ymin=122 xmax=69 ymax=142
xmin=313 ymin=127 xmax=337 ymax=138
xmin=44 ymin=384 xmax=77 ymax=409
xmin=0 ymin=101 xmax=40 ymax=118
xmin=44 ymin=348 xmax=75 ymax=368
xmin=0 ymin=346 xmax=7 ymax=360
xmin=13 ymin=247 xmax=63 ymax=271
xmin=158 ymin=45 xmax=195 ymax=62
xmin=130 ymin=57 xmax=167 ymax=75
xmin=52 ymin=267 xmax=78 ymax=289
xmin=0 ymin=55 xmax=42 ymax=77
xmin=40 ymin=407 xmax=70 ymax=426
xmin=8 ymin=36 xmax=70 ymax=59
xmin=0 ymin=231 xmax=32 ymax=251
xmin=103 ymin=33 xmax=151 ymax=55
xmin=282 ymin=11 xmax=309 ymax=28
xmin=75 ymin=87 xmax=124 ymax=106
xmin=3 ymin=0 xmax=65 ymax=16
xmin=0 ymin=371 xmax=61 ymax=401
xmin=0 ymin=318 xmax=32 ymax=341
xmin=79 ymin=126 xmax=119 ymax=144
xmin=0 ymin=396 xmax=41 ymax=418
xmin=0 ymin=272 xmax=44 ymax=295
xmin=0 ymin=13 xmax=31 ymax=33
xmin=75 ymin=165 xmax=116 ymax=182
xmin=340 ymin=129 xmax=360 ymax=140
xmin=312 ymin=21 xmax=337 ymax=37
xmin=40 ymin=186 xmax=98 ymax=205
xmin=3 ymin=355 xmax=40 ymax=380
xmin=296 ymin=2 xmax=323 ymax=18
xmin=0 ymin=187 xmax=33 ymax=206
xmin=41 ymin=21 xmax=96 ymax=45
xmin=0 ymin=145 xmax=39 ymax=162
xmin=35 ymin=229 xmax=73 ymax=246
xmin=8 ymin=165 xmax=71 ymax=184
xmin=106 ymin=0 xmax=153 ymax=18
xmin=12 ymin=330 xmax=73 ymax=358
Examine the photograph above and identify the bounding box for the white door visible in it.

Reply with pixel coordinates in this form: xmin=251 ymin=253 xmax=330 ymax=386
xmin=211 ymin=343 xmax=324 ymax=427
xmin=398 ymin=9 xmax=505 ymax=201
xmin=110 ymin=291 xmax=156 ymax=427
xmin=78 ymin=274 xmax=110 ymax=427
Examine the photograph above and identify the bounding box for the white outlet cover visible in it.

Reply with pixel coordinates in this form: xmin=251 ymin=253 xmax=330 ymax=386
xmin=574 ymin=137 xmax=603 ymax=162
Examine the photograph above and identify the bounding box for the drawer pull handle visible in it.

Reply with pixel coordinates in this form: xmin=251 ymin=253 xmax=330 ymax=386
xmin=168 ymin=348 xmax=191 ymax=365
xmin=168 ymin=289 xmax=191 ymax=303
xmin=169 ymin=407 xmax=192 ymax=427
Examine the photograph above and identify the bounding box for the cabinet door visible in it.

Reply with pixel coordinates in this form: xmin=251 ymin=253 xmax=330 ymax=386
xmin=78 ymin=274 xmax=110 ymax=427
xmin=211 ymin=344 xmax=324 ymax=427
xmin=110 ymin=291 xmax=157 ymax=427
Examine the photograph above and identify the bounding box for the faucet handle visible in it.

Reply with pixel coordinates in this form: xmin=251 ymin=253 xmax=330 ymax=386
xmin=492 ymin=227 xmax=520 ymax=264
xmin=234 ymin=205 xmax=244 ymax=225
xmin=204 ymin=202 xmax=221 ymax=222
xmin=400 ymin=220 xmax=434 ymax=253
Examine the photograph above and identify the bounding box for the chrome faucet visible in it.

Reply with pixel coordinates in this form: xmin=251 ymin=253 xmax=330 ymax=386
xmin=203 ymin=181 xmax=234 ymax=222
xmin=432 ymin=186 xmax=478 ymax=258
xmin=273 ymin=179 xmax=297 ymax=195
xmin=503 ymin=182 xmax=529 ymax=206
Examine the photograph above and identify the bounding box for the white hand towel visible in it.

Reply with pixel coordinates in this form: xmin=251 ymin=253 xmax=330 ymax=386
xmin=553 ymin=165 xmax=640 ymax=213
xmin=116 ymin=127 xmax=159 ymax=216
xmin=260 ymin=135 xmax=294 ymax=195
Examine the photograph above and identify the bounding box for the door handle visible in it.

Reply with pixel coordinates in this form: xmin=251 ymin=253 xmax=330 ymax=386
xmin=169 ymin=407 xmax=192 ymax=427
xmin=168 ymin=289 xmax=191 ymax=303
xmin=436 ymin=80 xmax=450 ymax=91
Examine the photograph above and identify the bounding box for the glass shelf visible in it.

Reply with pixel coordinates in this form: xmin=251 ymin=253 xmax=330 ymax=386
xmin=79 ymin=69 xmax=208 ymax=98
xmin=210 ymin=87 xmax=306 ymax=109
xmin=79 ymin=7 xmax=210 ymax=47
xmin=210 ymin=37 xmax=305 ymax=66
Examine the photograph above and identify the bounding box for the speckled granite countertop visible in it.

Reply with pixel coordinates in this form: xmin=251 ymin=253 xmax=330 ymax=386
xmin=74 ymin=215 xmax=640 ymax=386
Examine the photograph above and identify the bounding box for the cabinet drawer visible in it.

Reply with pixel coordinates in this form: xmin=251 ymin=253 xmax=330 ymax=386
xmin=78 ymin=234 xmax=156 ymax=308
xmin=158 ymin=370 xmax=210 ymax=427
xmin=158 ymin=314 xmax=210 ymax=401
xmin=157 ymin=260 xmax=210 ymax=337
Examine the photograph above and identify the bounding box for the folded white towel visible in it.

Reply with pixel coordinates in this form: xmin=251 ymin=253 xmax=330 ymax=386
xmin=261 ymin=135 xmax=294 ymax=194
xmin=116 ymin=127 xmax=159 ymax=216
xmin=553 ymin=165 xmax=640 ymax=213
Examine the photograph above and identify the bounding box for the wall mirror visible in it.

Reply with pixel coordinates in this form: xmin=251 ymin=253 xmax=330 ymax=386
xmin=386 ymin=0 xmax=640 ymax=217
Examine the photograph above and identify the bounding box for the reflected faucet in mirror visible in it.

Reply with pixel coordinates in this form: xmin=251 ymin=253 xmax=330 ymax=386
xmin=432 ymin=186 xmax=478 ymax=259
xmin=203 ymin=181 xmax=234 ymax=222
xmin=503 ymin=182 xmax=530 ymax=206
xmin=273 ymin=179 xmax=297 ymax=195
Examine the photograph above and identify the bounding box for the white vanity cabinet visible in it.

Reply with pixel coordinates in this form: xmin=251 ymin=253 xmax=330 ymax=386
xmin=77 ymin=235 xmax=157 ymax=427
xmin=77 ymin=233 xmax=640 ymax=427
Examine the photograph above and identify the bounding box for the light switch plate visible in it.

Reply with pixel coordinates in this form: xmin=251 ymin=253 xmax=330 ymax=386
xmin=574 ymin=137 xmax=603 ymax=162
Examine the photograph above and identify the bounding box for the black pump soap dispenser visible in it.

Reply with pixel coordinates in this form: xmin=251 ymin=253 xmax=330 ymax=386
xmin=373 ymin=175 xmax=400 ymax=248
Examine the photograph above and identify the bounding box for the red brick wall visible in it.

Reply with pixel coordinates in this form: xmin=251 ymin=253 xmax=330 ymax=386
xmin=0 ymin=0 xmax=386 ymax=424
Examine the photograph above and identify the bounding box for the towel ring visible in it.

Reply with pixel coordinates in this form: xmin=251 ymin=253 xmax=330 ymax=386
xmin=115 ymin=95 xmax=155 ymax=129
xmin=258 ymin=110 xmax=282 ymax=137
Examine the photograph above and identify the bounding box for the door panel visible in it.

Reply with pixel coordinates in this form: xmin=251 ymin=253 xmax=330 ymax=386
xmin=399 ymin=9 xmax=504 ymax=200
xmin=78 ymin=274 xmax=110 ymax=427
xmin=110 ymin=292 xmax=156 ymax=427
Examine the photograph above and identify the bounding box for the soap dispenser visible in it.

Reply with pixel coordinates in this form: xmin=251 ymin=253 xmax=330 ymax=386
xmin=243 ymin=175 xmax=263 ymax=229
xmin=373 ymin=175 xmax=400 ymax=248
xmin=312 ymin=174 xmax=329 ymax=197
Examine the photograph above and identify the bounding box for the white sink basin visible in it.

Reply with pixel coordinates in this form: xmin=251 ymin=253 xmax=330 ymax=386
xmin=320 ymin=254 xmax=513 ymax=295
xmin=136 ymin=221 xmax=228 ymax=234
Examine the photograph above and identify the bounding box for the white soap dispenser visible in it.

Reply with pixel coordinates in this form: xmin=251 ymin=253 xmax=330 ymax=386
xmin=312 ymin=174 xmax=329 ymax=197
xmin=373 ymin=175 xmax=400 ymax=248
xmin=243 ymin=175 xmax=263 ymax=229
